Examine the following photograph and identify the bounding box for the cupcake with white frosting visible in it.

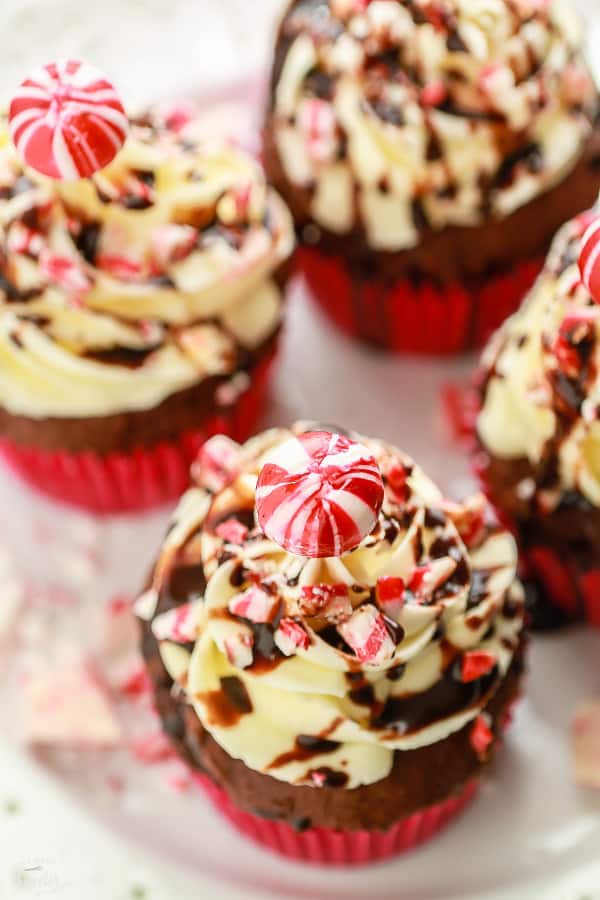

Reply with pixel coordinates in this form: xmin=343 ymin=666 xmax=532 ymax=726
xmin=138 ymin=424 xmax=526 ymax=865
xmin=0 ymin=109 xmax=294 ymax=512
xmin=476 ymin=207 xmax=600 ymax=627
xmin=264 ymin=0 xmax=600 ymax=354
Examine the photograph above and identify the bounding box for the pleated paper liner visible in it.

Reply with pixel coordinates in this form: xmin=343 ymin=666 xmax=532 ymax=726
xmin=0 ymin=353 xmax=274 ymax=515
xmin=472 ymin=452 xmax=600 ymax=629
xmin=194 ymin=773 xmax=479 ymax=866
xmin=299 ymin=245 xmax=542 ymax=355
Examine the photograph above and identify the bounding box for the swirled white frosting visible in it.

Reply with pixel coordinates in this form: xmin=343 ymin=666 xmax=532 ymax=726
xmin=140 ymin=425 xmax=524 ymax=789
xmin=0 ymin=110 xmax=294 ymax=418
xmin=270 ymin=0 xmax=596 ymax=251
xmin=478 ymin=208 xmax=600 ymax=510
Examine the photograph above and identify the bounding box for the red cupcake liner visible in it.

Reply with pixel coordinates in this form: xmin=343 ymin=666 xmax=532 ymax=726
xmin=0 ymin=354 xmax=274 ymax=515
xmin=193 ymin=772 xmax=479 ymax=866
xmin=299 ymin=246 xmax=542 ymax=355
xmin=473 ymin=452 xmax=600 ymax=628
xmin=521 ymin=544 xmax=600 ymax=628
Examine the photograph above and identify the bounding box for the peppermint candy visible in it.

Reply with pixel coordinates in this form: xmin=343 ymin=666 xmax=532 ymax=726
xmin=192 ymin=435 xmax=241 ymax=493
xmin=38 ymin=249 xmax=92 ymax=299
xmin=470 ymin=714 xmax=493 ymax=760
xmin=375 ymin=576 xmax=405 ymax=620
xmin=551 ymin=307 xmax=600 ymax=378
xmin=297 ymin=99 xmax=337 ymax=162
xmin=223 ymin=629 xmax=254 ymax=669
xmin=151 ymin=603 xmax=198 ymax=644
xmin=228 ymin=585 xmax=280 ymax=624
xmin=9 ymin=59 xmax=128 ymax=180
xmin=338 ymin=604 xmax=395 ymax=665
xmin=461 ymin=650 xmax=497 ymax=684
xmin=409 ymin=556 xmax=457 ymax=600
xmin=255 ymin=431 xmax=384 ymax=558
xmin=215 ymin=518 xmax=249 ymax=545
xmin=298 ymin=583 xmax=352 ymax=623
xmin=274 ymin=618 xmax=310 ymax=656
xmin=579 ymin=215 xmax=600 ymax=303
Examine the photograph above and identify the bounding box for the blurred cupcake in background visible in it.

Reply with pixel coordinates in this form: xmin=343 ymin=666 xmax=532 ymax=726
xmin=138 ymin=424 xmax=526 ymax=865
xmin=476 ymin=208 xmax=600 ymax=628
xmin=0 ymin=74 xmax=294 ymax=514
xmin=264 ymin=0 xmax=600 ymax=354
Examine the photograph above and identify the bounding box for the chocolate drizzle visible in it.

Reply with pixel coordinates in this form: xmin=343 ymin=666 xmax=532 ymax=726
xmin=197 ymin=675 xmax=253 ymax=727
xmin=373 ymin=667 xmax=498 ymax=735
xmin=268 ymin=733 xmax=341 ymax=770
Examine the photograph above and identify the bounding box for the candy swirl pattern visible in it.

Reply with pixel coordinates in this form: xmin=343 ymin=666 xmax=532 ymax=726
xmin=270 ymin=0 xmax=597 ymax=250
xmin=139 ymin=425 xmax=525 ymax=790
xmin=478 ymin=210 xmax=600 ymax=510
xmin=0 ymin=109 xmax=293 ymax=418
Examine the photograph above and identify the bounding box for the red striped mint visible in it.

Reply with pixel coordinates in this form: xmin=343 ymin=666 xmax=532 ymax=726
xmin=9 ymin=59 xmax=128 ymax=180
xmin=255 ymin=431 xmax=384 ymax=558
xmin=298 ymin=99 xmax=337 ymax=162
xmin=579 ymin=214 xmax=600 ymax=303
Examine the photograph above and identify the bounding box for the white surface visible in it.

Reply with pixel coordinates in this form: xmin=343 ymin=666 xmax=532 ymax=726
xmin=0 ymin=1 xmax=599 ymax=899
xmin=0 ymin=285 xmax=600 ymax=900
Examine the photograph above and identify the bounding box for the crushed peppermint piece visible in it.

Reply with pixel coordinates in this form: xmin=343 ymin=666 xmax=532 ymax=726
xmin=151 ymin=603 xmax=198 ymax=643
xmin=215 ymin=518 xmax=249 ymax=545
xmin=274 ymin=618 xmax=311 ymax=655
xmin=298 ymin=583 xmax=352 ymax=622
xmin=461 ymin=650 xmax=497 ymax=683
xmin=338 ymin=604 xmax=395 ymax=665
xmin=192 ymin=435 xmax=241 ymax=492
xmin=223 ymin=629 xmax=254 ymax=669
xmin=228 ymin=585 xmax=280 ymax=624
xmin=470 ymin=714 xmax=494 ymax=760
xmin=409 ymin=556 xmax=457 ymax=599
xmin=375 ymin=576 xmax=405 ymax=620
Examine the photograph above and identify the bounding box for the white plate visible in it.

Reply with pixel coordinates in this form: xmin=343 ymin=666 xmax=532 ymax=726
xmin=2 ymin=66 xmax=600 ymax=900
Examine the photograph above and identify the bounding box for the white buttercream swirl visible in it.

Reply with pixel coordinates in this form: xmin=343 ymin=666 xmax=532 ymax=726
xmin=0 ymin=111 xmax=293 ymax=418
xmin=141 ymin=425 xmax=524 ymax=789
xmin=271 ymin=0 xmax=596 ymax=250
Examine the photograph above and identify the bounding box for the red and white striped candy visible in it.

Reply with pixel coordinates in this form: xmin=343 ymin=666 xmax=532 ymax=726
xmin=151 ymin=603 xmax=198 ymax=644
xmin=376 ymin=576 xmax=405 ymax=620
xmin=298 ymin=99 xmax=337 ymax=162
xmin=579 ymin=214 xmax=600 ymax=303
xmin=9 ymin=59 xmax=128 ymax=181
xmin=338 ymin=604 xmax=395 ymax=665
xmin=223 ymin=629 xmax=254 ymax=669
xmin=274 ymin=618 xmax=310 ymax=656
xmin=192 ymin=435 xmax=241 ymax=493
xmin=228 ymin=585 xmax=280 ymax=624
xmin=409 ymin=556 xmax=457 ymax=600
xmin=256 ymin=431 xmax=384 ymax=558
xmin=215 ymin=518 xmax=249 ymax=545
xmin=298 ymin=583 xmax=352 ymax=623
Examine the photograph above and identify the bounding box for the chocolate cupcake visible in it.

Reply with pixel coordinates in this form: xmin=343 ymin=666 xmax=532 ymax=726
xmin=0 ymin=107 xmax=294 ymax=513
xmin=477 ymin=209 xmax=600 ymax=628
xmin=264 ymin=0 xmax=600 ymax=354
xmin=137 ymin=424 xmax=526 ymax=865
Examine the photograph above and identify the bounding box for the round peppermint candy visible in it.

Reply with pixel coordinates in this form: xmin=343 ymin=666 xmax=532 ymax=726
xmin=255 ymin=431 xmax=384 ymax=558
xmin=579 ymin=214 xmax=600 ymax=304
xmin=9 ymin=59 xmax=128 ymax=181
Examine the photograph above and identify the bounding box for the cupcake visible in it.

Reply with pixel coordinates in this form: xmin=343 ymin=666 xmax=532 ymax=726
xmin=263 ymin=0 xmax=600 ymax=354
xmin=137 ymin=424 xmax=526 ymax=865
xmin=476 ymin=208 xmax=600 ymax=628
xmin=0 ymin=76 xmax=294 ymax=513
